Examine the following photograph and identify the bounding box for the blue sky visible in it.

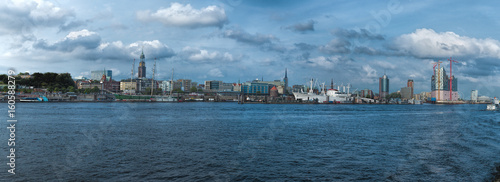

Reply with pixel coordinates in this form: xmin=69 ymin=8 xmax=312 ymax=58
xmin=1 ymin=0 xmax=500 ymax=98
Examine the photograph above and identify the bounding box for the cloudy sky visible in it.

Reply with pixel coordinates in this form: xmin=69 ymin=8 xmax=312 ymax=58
xmin=1 ymin=0 xmax=500 ymax=98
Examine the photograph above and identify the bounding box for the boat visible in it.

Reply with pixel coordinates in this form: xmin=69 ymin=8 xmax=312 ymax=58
xmin=292 ymin=79 xmax=352 ymax=103
xmin=20 ymin=97 xmax=41 ymax=102
xmin=487 ymin=97 xmax=499 ymax=111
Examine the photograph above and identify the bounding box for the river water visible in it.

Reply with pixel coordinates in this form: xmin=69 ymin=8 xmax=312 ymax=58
xmin=1 ymin=102 xmax=499 ymax=181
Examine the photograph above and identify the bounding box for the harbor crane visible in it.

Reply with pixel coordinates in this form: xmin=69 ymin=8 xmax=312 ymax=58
xmin=447 ymin=57 xmax=459 ymax=101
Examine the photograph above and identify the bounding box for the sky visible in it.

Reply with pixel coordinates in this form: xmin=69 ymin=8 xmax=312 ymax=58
xmin=1 ymin=0 xmax=500 ymax=98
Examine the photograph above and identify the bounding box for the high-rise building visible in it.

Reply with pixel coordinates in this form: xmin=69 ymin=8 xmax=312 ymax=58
xmin=379 ymin=73 xmax=389 ymax=100
xmin=431 ymin=67 xmax=458 ymax=101
xmin=471 ymin=90 xmax=478 ymax=102
xmin=138 ymin=49 xmax=146 ymax=78
xmin=91 ymin=70 xmax=112 ymax=81
xmin=407 ymin=79 xmax=414 ymax=99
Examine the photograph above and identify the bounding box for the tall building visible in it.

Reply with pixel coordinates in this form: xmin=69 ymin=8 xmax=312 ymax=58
xmin=431 ymin=67 xmax=458 ymax=101
xmin=407 ymin=79 xmax=414 ymax=99
xmin=91 ymin=70 xmax=112 ymax=81
xmin=284 ymin=68 xmax=288 ymax=94
xmin=471 ymin=90 xmax=478 ymax=102
xmin=138 ymin=49 xmax=146 ymax=78
xmin=379 ymin=73 xmax=389 ymax=100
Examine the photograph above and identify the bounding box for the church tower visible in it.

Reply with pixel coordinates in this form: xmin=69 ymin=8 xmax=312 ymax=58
xmin=138 ymin=48 xmax=146 ymax=78
xmin=284 ymin=68 xmax=288 ymax=94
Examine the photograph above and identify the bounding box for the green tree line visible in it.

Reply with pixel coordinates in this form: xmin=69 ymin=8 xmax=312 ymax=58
xmin=0 ymin=72 xmax=76 ymax=93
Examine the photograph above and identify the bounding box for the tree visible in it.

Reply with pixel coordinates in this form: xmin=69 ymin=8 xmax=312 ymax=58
xmin=91 ymin=86 xmax=100 ymax=93
xmin=190 ymin=86 xmax=197 ymax=92
xmin=173 ymin=88 xmax=183 ymax=93
xmin=68 ymin=86 xmax=75 ymax=93
xmin=386 ymin=92 xmax=401 ymax=100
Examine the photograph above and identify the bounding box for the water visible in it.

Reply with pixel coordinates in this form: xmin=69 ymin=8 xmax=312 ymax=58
xmin=1 ymin=102 xmax=499 ymax=181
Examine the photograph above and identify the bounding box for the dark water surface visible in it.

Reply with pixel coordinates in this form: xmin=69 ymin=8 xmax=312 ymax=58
xmin=1 ymin=102 xmax=499 ymax=181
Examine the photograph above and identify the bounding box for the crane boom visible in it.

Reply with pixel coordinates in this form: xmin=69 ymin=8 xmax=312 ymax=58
xmin=448 ymin=57 xmax=459 ymax=101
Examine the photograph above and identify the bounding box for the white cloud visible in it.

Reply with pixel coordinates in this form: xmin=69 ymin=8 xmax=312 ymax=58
xmin=299 ymin=56 xmax=341 ymax=69
xmin=208 ymin=68 xmax=224 ymax=77
xmin=180 ymin=46 xmax=236 ymax=62
xmin=137 ymin=3 xmax=227 ymax=28
xmin=33 ymin=30 xmax=175 ymax=60
xmin=0 ymin=0 xmax=73 ymax=34
xmin=362 ymin=65 xmax=377 ymax=78
xmin=97 ymin=40 xmax=175 ymax=60
xmin=393 ymin=28 xmax=500 ymax=59
xmin=34 ymin=29 xmax=101 ymax=52
xmin=65 ymin=29 xmax=97 ymax=40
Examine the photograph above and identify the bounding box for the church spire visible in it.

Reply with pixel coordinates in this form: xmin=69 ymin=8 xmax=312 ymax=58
xmin=140 ymin=46 xmax=145 ymax=60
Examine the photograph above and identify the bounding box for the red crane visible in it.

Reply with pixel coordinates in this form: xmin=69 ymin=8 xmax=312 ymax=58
xmin=448 ymin=57 xmax=459 ymax=101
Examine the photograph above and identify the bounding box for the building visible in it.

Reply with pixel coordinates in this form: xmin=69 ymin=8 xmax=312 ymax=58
xmin=241 ymin=81 xmax=271 ymax=95
xmin=257 ymin=80 xmax=285 ymax=94
xmin=120 ymin=81 xmax=137 ymax=94
xmin=160 ymin=80 xmax=173 ymax=94
xmin=270 ymin=86 xmax=279 ymax=97
xmin=292 ymin=85 xmax=305 ymax=92
xmin=361 ymin=89 xmax=374 ymax=99
xmin=407 ymin=79 xmax=414 ymax=99
xmin=77 ymin=81 xmax=102 ymax=90
xmin=232 ymin=83 xmax=242 ymax=92
xmin=401 ymin=87 xmax=412 ymax=100
xmin=471 ymin=90 xmax=478 ymax=102
xmin=138 ymin=50 xmax=146 ymax=78
xmin=205 ymin=80 xmax=223 ymax=91
xmin=136 ymin=78 xmax=160 ymax=93
xmin=177 ymin=79 xmax=192 ymax=91
xmin=91 ymin=70 xmax=112 ymax=81
xmin=74 ymin=76 xmax=88 ymax=80
xmin=379 ymin=73 xmax=389 ymax=100
xmin=431 ymin=67 xmax=458 ymax=101
xmin=221 ymin=83 xmax=234 ymax=91
xmin=477 ymin=96 xmax=491 ymax=102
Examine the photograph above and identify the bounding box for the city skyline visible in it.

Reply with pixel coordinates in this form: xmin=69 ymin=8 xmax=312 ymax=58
xmin=2 ymin=0 xmax=500 ymax=97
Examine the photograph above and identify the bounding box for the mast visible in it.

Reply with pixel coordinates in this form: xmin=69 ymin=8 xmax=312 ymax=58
xmin=151 ymin=58 xmax=156 ymax=96
xmin=448 ymin=57 xmax=458 ymax=101
xmin=169 ymin=68 xmax=174 ymax=96
xmin=309 ymin=78 xmax=313 ymax=93
xmin=131 ymin=59 xmax=135 ymax=94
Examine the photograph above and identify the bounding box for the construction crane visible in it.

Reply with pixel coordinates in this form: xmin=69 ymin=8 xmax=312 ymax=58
xmin=433 ymin=61 xmax=443 ymax=101
xmin=448 ymin=57 xmax=459 ymax=101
